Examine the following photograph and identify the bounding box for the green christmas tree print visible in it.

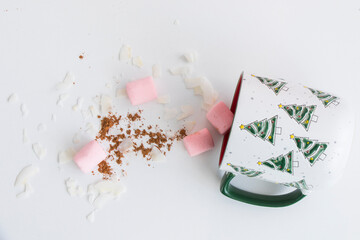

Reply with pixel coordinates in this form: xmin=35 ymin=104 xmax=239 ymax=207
xmin=226 ymin=163 xmax=264 ymax=177
xmin=252 ymin=75 xmax=288 ymax=95
xmin=282 ymin=179 xmax=311 ymax=191
xmin=290 ymin=134 xmax=328 ymax=166
xmin=257 ymin=151 xmax=297 ymax=175
xmin=306 ymin=87 xmax=339 ymax=108
xmin=279 ymin=104 xmax=318 ymax=131
xmin=240 ymin=115 xmax=281 ymax=145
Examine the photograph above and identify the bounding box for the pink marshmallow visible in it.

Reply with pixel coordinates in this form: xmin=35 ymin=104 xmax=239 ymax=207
xmin=126 ymin=76 xmax=157 ymax=105
xmin=183 ymin=128 xmax=214 ymax=157
xmin=206 ymin=101 xmax=234 ymax=135
xmin=74 ymin=140 xmax=107 ymax=173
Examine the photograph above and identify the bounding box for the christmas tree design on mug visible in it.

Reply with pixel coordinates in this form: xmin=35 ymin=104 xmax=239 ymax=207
xmin=226 ymin=163 xmax=264 ymax=178
xmin=252 ymin=75 xmax=288 ymax=95
xmin=290 ymin=134 xmax=328 ymax=166
xmin=257 ymin=151 xmax=298 ymax=175
xmin=305 ymin=87 xmax=340 ymax=108
xmin=279 ymin=104 xmax=318 ymax=131
xmin=240 ymin=115 xmax=282 ymax=145
xmin=282 ymin=179 xmax=311 ymax=191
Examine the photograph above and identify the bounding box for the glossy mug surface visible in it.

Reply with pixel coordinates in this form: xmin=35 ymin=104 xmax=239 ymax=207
xmin=219 ymin=73 xmax=355 ymax=207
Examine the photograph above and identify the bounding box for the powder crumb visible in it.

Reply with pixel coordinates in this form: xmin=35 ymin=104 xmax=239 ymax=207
xmin=100 ymin=95 xmax=113 ymax=114
xmin=193 ymin=86 xmax=203 ymax=95
xmin=72 ymin=97 xmax=84 ymax=112
xmin=127 ymin=112 xmax=141 ymax=121
xmin=23 ymin=128 xmax=29 ymax=144
xmin=96 ymin=114 xmax=121 ymax=140
xmin=57 ymin=93 xmax=70 ymax=107
xmin=169 ymin=66 xmax=193 ymax=78
xmin=133 ymin=143 xmax=152 ymax=159
xmin=58 ymin=148 xmax=76 ymax=164
xmin=87 ymin=210 xmax=96 ymax=223
xmin=151 ymin=147 xmax=165 ymax=162
xmin=152 ymin=64 xmax=162 ymax=78
xmin=132 ymin=56 xmax=143 ymax=68
xmin=56 ymin=72 xmax=75 ymax=91
xmin=184 ymin=121 xmax=196 ymax=133
xmin=7 ymin=93 xmax=19 ymax=103
xmin=89 ymin=105 xmax=99 ymax=117
xmin=73 ymin=133 xmax=81 ymax=144
xmin=157 ymin=95 xmax=170 ymax=104
xmin=177 ymin=105 xmax=194 ymax=120
xmin=98 ymin=160 xmax=113 ymax=179
xmin=119 ymin=44 xmax=132 ymax=62
xmin=184 ymin=51 xmax=198 ymax=63
xmin=116 ymin=88 xmax=127 ymax=97
xmin=20 ymin=103 xmax=29 ymax=117
xmin=14 ymin=165 xmax=39 ymax=199
xmin=32 ymin=143 xmax=47 ymax=160
xmin=65 ymin=178 xmax=85 ymax=197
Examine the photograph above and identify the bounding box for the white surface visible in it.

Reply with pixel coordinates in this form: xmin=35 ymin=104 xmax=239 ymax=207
xmin=0 ymin=1 xmax=360 ymax=240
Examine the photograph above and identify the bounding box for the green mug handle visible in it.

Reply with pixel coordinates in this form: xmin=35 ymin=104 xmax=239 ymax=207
xmin=220 ymin=172 xmax=306 ymax=207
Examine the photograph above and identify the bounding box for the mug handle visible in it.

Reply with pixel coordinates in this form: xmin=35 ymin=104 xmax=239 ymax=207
xmin=220 ymin=172 xmax=306 ymax=207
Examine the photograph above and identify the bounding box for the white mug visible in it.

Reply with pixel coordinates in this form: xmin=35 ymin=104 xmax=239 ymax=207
xmin=218 ymin=73 xmax=355 ymax=207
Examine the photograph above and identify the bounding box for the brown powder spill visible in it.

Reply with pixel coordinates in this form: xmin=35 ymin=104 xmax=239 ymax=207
xmin=115 ymin=150 xmax=124 ymax=165
xmin=133 ymin=143 xmax=152 ymax=159
xmin=97 ymin=114 xmax=121 ymax=140
xmin=96 ymin=109 xmax=187 ymax=179
xmin=98 ymin=160 xmax=113 ymax=180
xmin=127 ymin=112 xmax=141 ymax=121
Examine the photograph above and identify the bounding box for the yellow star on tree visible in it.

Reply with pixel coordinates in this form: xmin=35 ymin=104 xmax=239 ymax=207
xmin=305 ymin=120 xmax=309 ymax=124
xmin=290 ymin=134 xmax=295 ymax=139
xmin=278 ymin=104 xmax=283 ymax=108
xmin=240 ymin=124 xmax=245 ymax=129
xmin=268 ymin=136 xmax=272 ymax=139
xmin=257 ymin=161 xmax=262 ymax=165
xmin=227 ymin=163 xmax=231 ymax=166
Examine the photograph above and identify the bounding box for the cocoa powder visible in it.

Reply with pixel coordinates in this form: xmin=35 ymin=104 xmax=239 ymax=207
xmin=127 ymin=112 xmax=141 ymax=121
xmin=98 ymin=160 xmax=113 ymax=179
xmin=96 ymin=110 xmax=187 ymax=179
xmin=97 ymin=114 xmax=121 ymax=140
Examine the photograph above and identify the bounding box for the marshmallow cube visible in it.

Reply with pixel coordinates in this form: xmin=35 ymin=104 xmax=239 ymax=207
xmin=183 ymin=128 xmax=214 ymax=157
xmin=126 ymin=76 xmax=158 ymax=105
xmin=74 ymin=140 xmax=107 ymax=173
xmin=206 ymin=101 xmax=234 ymax=135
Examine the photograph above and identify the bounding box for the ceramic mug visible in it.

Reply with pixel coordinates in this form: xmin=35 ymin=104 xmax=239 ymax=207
xmin=218 ymin=73 xmax=355 ymax=207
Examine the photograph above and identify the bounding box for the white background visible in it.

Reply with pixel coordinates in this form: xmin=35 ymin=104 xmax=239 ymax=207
xmin=1 ymin=0 xmax=359 ymax=240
